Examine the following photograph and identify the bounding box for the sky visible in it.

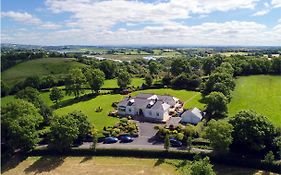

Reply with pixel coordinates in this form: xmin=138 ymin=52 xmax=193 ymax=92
xmin=1 ymin=0 xmax=281 ymax=46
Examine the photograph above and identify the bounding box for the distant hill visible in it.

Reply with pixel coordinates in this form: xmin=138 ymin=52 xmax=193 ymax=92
xmin=1 ymin=57 xmax=87 ymax=86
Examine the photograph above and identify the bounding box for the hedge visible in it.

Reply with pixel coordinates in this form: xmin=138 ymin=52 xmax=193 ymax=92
xmin=29 ymin=147 xmax=281 ymax=173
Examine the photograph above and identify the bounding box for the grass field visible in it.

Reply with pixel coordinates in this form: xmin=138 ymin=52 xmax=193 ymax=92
xmin=1 ymin=58 xmax=87 ymax=86
xmin=228 ymin=75 xmax=281 ymax=127
xmin=54 ymin=94 xmax=122 ymax=130
xmin=131 ymin=88 xmax=204 ymax=109
xmin=2 ymin=156 xmax=277 ymax=175
xmin=102 ymin=78 xmax=145 ymax=89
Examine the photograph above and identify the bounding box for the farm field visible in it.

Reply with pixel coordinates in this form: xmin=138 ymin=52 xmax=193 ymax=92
xmin=228 ymin=75 xmax=281 ymax=127
xmin=1 ymin=58 xmax=87 ymax=86
xmin=2 ymin=156 xmax=277 ymax=175
xmin=131 ymin=88 xmax=204 ymax=109
xmin=54 ymin=94 xmax=122 ymax=130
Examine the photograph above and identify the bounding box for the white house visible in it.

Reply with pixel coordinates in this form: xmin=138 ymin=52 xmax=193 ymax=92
xmin=180 ymin=107 xmax=203 ymax=124
xmin=117 ymin=93 xmax=180 ymax=122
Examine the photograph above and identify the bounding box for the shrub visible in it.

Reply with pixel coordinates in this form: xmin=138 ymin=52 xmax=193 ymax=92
xmin=264 ymin=151 xmax=275 ymax=163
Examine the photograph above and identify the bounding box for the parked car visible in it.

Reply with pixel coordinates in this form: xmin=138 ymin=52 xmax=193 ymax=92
xmin=119 ymin=135 xmax=134 ymax=143
xmin=170 ymin=138 xmax=182 ymax=147
xmin=103 ymin=137 xmax=118 ymax=144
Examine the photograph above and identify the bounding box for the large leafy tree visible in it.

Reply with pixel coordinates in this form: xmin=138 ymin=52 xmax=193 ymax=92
xmin=1 ymin=99 xmax=43 ymax=151
xmin=204 ymin=92 xmax=228 ymax=119
xmin=190 ymin=157 xmax=216 ymax=175
xmin=229 ymin=110 xmax=276 ymax=152
xmin=145 ymin=75 xmax=153 ymax=87
xmin=204 ymin=119 xmax=233 ymax=152
xmin=117 ymin=70 xmax=131 ymax=89
xmin=16 ymin=87 xmax=52 ymax=122
xmin=23 ymin=76 xmax=41 ymax=89
xmin=148 ymin=61 xmax=161 ymax=75
xmin=170 ymin=58 xmax=191 ymax=76
xmin=50 ymin=87 xmax=64 ymax=104
xmin=84 ymin=68 xmax=105 ymax=93
xmin=65 ymin=68 xmax=86 ymax=98
xmin=99 ymin=60 xmax=117 ymax=79
xmin=49 ymin=115 xmax=79 ymax=151
xmin=67 ymin=111 xmax=91 ymax=140
xmin=41 ymin=75 xmax=56 ymax=89
xmin=202 ymin=72 xmax=235 ymax=96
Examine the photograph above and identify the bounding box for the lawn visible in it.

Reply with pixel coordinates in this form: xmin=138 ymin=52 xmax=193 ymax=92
xmin=2 ymin=156 xmax=277 ymax=175
xmin=1 ymin=57 xmax=87 ymax=86
xmin=228 ymin=75 xmax=281 ymax=127
xmin=130 ymin=88 xmax=204 ymax=109
xmin=102 ymin=78 xmax=145 ymax=89
xmin=54 ymin=94 xmax=123 ymax=130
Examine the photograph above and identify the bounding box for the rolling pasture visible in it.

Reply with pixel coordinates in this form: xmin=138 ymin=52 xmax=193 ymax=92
xmin=228 ymin=75 xmax=281 ymax=127
xmin=1 ymin=58 xmax=87 ymax=86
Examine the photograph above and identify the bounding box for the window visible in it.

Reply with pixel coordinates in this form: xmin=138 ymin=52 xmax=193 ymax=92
xmin=156 ymin=112 xmax=159 ymax=116
xmin=128 ymin=109 xmax=131 ymax=112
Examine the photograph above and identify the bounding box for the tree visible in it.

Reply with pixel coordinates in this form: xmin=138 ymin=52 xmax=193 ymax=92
xmin=23 ymin=76 xmax=41 ymax=89
xmin=91 ymin=126 xmax=98 ymax=151
xmin=16 ymin=87 xmax=52 ymax=122
xmin=204 ymin=119 xmax=233 ymax=152
xmin=65 ymin=68 xmax=86 ymax=98
xmin=264 ymin=151 xmax=275 ymax=163
xmin=49 ymin=115 xmax=79 ymax=151
xmin=229 ymin=110 xmax=276 ymax=152
xmin=170 ymin=58 xmax=191 ymax=76
xmin=41 ymin=75 xmax=56 ymax=89
xmin=271 ymin=57 xmax=281 ymax=74
xmin=84 ymin=68 xmax=105 ymax=93
xmin=50 ymin=87 xmax=64 ymax=104
xmin=148 ymin=60 xmax=161 ymax=75
xmin=204 ymin=92 xmax=228 ymax=119
xmin=190 ymin=157 xmax=216 ymax=175
xmin=117 ymin=70 xmax=131 ymax=89
xmin=202 ymin=72 xmax=235 ymax=96
xmin=164 ymin=134 xmax=170 ymax=151
xmin=186 ymin=136 xmax=192 ymax=151
xmin=202 ymin=58 xmax=216 ymax=75
xmin=145 ymin=75 xmax=153 ymax=87
xmin=1 ymin=99 xmax=43 ymax=151
xmin=67 ymin=111 xmax=91 ymax=140
xmin=99 ymin=60 xmax=117 ymax=79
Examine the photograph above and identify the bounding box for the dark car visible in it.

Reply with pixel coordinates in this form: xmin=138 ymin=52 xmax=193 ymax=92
xmin=119 ymin=135 xmax=134 ymax=143
xmin=103 ymin=137 xmax=118 ymax=144
xmin=170 ymin=138 xmax=182 ymax=147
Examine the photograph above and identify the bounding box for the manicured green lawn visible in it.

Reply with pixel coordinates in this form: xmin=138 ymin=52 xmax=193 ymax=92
xmin=228 ymin=75 xmax=281 ymax=127
xmin=1 ymin=58 xmax=87 ymax=86
xmin=102 ymin=78 xmax=145 ymax=89
xmin=54 ymin=94 xmax=123 ymax=130
xmin=131 ymin=88 xmax=204 ymax=109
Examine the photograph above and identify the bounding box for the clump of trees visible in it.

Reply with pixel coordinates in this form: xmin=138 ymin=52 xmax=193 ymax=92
xmin=1 ymin=99 xmax=44 ymax=152
xmin=117 ymin=70 xmax=131 ymax=89
xmin=50 ymin=87 xmax=64 ymax=105
xmin=49 ymin=111 xmax=91 ymax=151
xmin=229 ymin=110 xmax=277 ymax=154
xmin=203 ymin=119 xmax=233 ymax=152
xmin=65 ymin=68 xmax=86 ymax=98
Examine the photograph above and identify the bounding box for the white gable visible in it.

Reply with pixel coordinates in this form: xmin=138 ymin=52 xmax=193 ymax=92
xmin=181 ymin=108 xmax=203 ymax=124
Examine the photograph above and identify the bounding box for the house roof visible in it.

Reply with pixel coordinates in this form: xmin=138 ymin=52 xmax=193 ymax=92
xmin=151 ymin=101 xmax=170 ymax=111
xmin=118 ymin=93 xmax=178 ymax=111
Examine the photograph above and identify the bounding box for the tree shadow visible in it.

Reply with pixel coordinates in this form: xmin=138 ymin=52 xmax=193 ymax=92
xmin=154 ymin=158 xmax=165 ymax=167
xmin=51 ymin=93 xmax=98 ymax=109
xmin=1 ymin=153 xmax=28 ymax=173
xmin=24 ymin=156 xmax=65 ymax=174
xmin=80 ymin=156 xmax=93 ymax=163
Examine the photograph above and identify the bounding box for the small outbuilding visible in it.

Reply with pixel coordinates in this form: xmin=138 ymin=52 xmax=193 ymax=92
xmin=180 ymin=107 xmax=203 ymax=124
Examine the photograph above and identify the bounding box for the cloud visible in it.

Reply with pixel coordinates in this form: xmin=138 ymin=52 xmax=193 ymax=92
xmin=271 ymin=0 xmax=281 ymax=8
xmin=1 ymin=11 xmax=61 ymax=29
xmin=252 ymin=9 xmax=270 ymax=16
xmin=3 ymin=20 xmax=281 ymax=46
xmin=45 ymin=0 xmax=259 ymax=31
